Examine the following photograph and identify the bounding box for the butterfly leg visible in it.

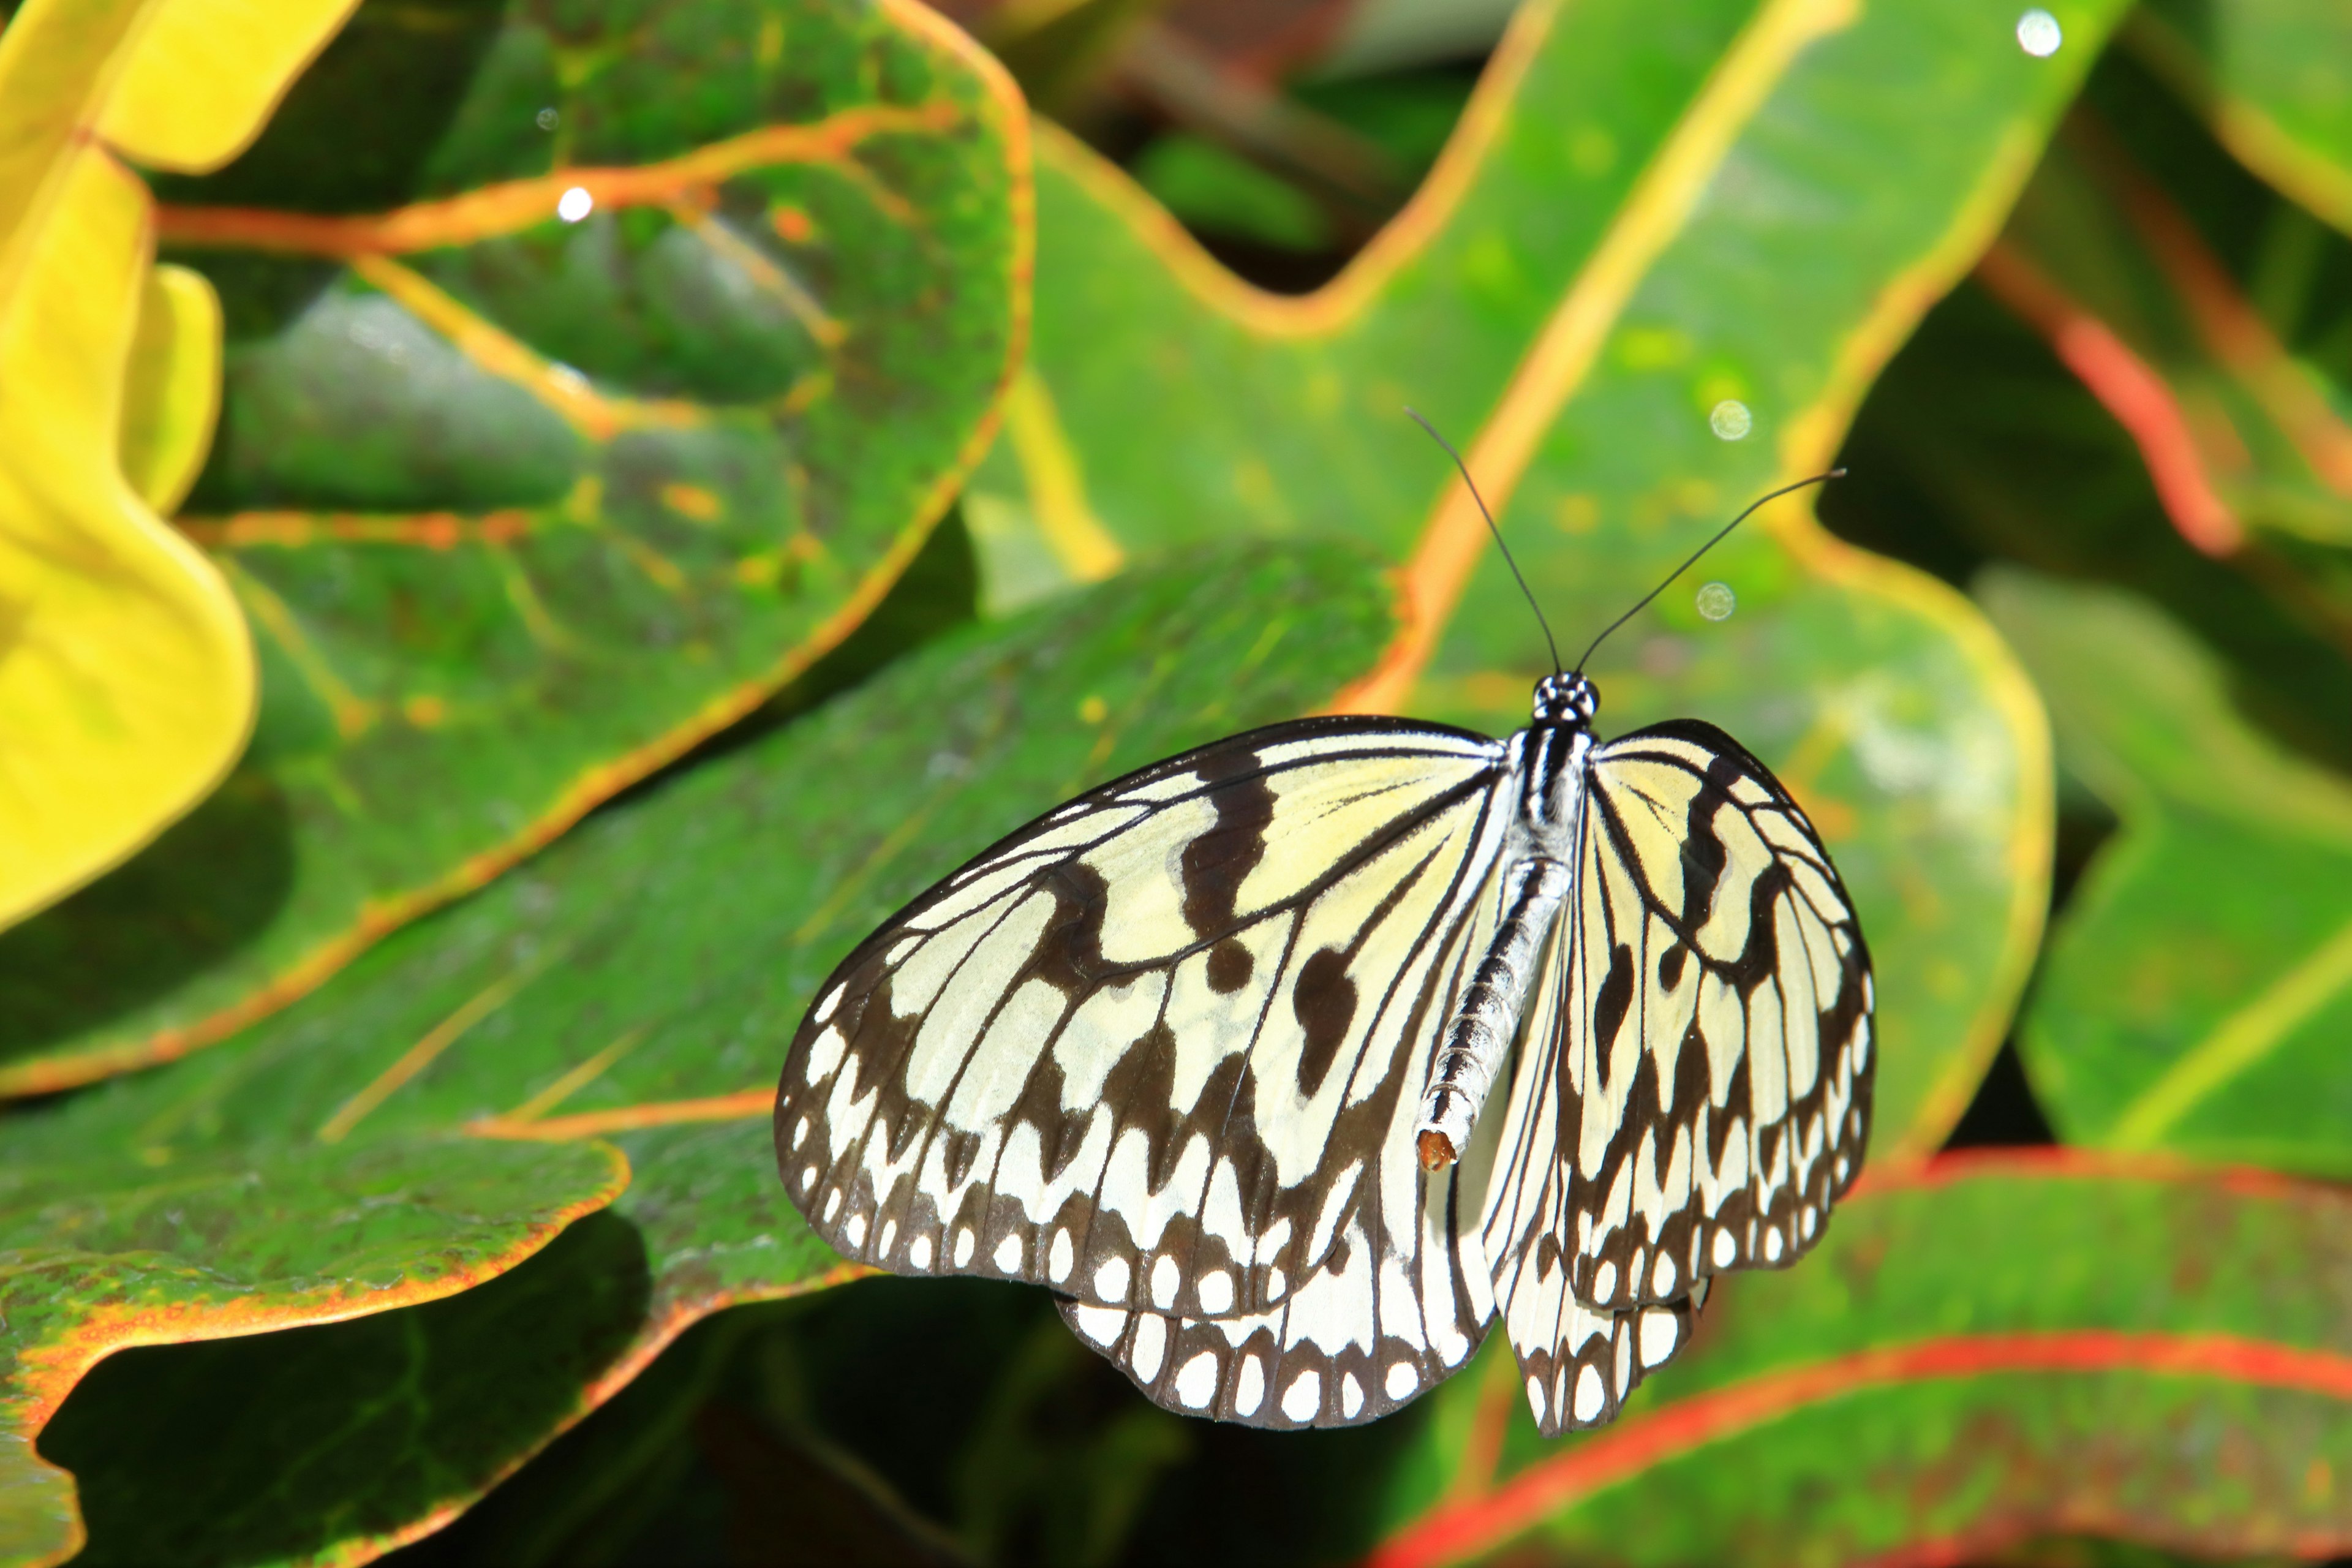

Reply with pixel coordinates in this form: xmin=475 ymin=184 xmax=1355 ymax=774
xmin=1416 ymin=855 xmax=1572 ymax=1169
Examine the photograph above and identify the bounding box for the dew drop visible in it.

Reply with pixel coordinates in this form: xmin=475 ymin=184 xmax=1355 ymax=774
xmin=1708 ymin=399 xmax=1752 ymax=441
xmin=2016 ymin=9 xmax=2061 ymax=56
xmin=536 ymin=107 xmax=560 ymax=130
xmin=557 ymin=186 xmax=594 ymax=222
xmin=1696 ymin=581 xmax=1736 ymax=622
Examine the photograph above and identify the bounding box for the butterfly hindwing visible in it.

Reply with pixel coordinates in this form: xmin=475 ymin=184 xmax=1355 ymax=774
xmin=774 ymin=717 xmax=1512 ymax=1327
xmin=1475 ymin=905 xmax=1704 ymax=1434
xmin=1558 ymin=719 xmax=1875 ymax=1311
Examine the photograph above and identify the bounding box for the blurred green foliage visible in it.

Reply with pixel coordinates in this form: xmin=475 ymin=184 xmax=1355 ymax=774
xmin=2 ymin=0 xmax=2351 ymax=1564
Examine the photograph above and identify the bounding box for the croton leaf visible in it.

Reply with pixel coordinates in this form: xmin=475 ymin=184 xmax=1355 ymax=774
xmin=1822 ymin=43 xmax=2352 ymax=777
xmin=1366 ymin=1152 xmax=2352 ymax=1567
xmin=962 ymin=0 xmax=2116 ymax=1158
xmin=7 ymin=539 xmax=1399 ymax=1564
xmin=0 ymin=0 xmax=1028 ymax=1093
xmin=1981 ymin=569 xmax=2352 ymax=1172
xmin=0 ymin=0 xmax=361 ymax=930
xmin=1972 ymin=73 xmax=2352 ymax=556
xmin=0 ymin=1136 xmax=627 ymax=1568
xmin=2131 ymin=0 xmax=2352 ymax=239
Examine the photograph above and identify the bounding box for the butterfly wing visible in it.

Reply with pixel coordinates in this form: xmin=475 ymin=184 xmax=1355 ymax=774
xmin=1559 ymin=718 xmax=1875 ymax=1311
xmin=1476 ymin=905 xmax=1707 ymax=1435
xmin=1057 ymin=862 xmax=1513 ymax=1429
xmin=774 ymin=716 xmax=1513 ymax=1330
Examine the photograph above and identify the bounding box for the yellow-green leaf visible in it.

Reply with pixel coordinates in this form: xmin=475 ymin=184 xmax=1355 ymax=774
xmin=0 ymin=146 xmax=252 ymax=931
xmin=116 ymin=262 xmax=222 ymax=514
xmin=0 ymin=0 xmax=363 ymax=931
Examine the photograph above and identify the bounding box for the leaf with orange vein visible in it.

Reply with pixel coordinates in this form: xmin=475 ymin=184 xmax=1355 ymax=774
xmin=0 ymin=0 xmax=1029 ymax=1094
xmin=0 ymin=540 xmax=1398 ymax=1563
xmin=1368 ymin=1153 xmax=2352 ymax=1567
xmin=961 ymin=0 xmax=2116 ymax=1154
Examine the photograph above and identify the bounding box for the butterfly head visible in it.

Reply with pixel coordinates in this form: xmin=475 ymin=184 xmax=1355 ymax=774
xmin=1531 ymin=671 xmax=1599 ymax=729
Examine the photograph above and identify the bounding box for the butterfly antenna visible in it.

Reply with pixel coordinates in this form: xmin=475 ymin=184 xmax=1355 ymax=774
xmin=1570 ymin=469 xmax=1846 ymax=675
xmin=1406 ymin=407 xmax=1563 ymax=676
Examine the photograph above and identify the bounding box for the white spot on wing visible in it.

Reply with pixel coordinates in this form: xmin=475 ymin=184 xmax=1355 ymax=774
xmin=1235 ymin=1355 xmax=1266 ymax=1416
xmin=1050 ymin=1229 xmax=1074 ymax=1282
xmin=1385 ymin=1362 xmax=1417 ymax=1400
xmin=1197 ymin=1269 xmax=1233 ymax=1314
xmin=1175 ymin=1351 xmax=1219 ymax=1409
xmin=955 ymin=1228 xmax=976 ymax=1267
xmin=995 ymin=1233 xmax=1023 ymax=1272
xmin=1071 ymin=1303 xmax=1123 ymax=1345
xmin=910 ymin=1234 xmax=933 ymax=1270
xmin=1574 ymin=1364 xmax=1605 ymax=1422
xmin=1640 ymin=1308 xmax=1680 ymax=1367
xmin=804 ymin=1025 xmax=847 ymax=1082
xmin=1095 ymin=1256 xmax=1131 ymax=1302
xmin=1131 ymin=1314 xmax=1168 ymax=1382
xmin=1152 ymin=1254 xmax=1180 ymax=1309
xmin=1281 ymin=1370 xmax=1321 ymax=1423
xmin=1340 ymin=1373 xmax=1364 ymax=1419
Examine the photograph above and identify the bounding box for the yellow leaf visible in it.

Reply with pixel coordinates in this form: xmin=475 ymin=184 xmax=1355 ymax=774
xmin=0 ymin=0 xmax=361 ymax=929
xmin=119 ymin=262 xmax=222 ymax=514
xmin=0 ymin=148 xmax=254 ymax=930
xmin=100 ymin=0 xmax=363 ymax=175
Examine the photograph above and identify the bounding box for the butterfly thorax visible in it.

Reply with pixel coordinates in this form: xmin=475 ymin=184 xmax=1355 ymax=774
xmin=1414 ymin=676 xmax=1599 ymax=1170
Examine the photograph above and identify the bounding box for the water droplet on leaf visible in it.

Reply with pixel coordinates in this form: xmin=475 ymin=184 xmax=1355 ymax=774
xmin=1696 ymin=581 xmax=1735 ymax=622
xmin=1708 ymin=400 xmax=1752 ymax=441
xmin=2016 ymin=9 xmax=2061 ymax=56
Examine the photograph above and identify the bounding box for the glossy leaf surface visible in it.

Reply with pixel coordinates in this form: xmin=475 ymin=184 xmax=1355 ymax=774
xmin=0 ymin=1135 xmax=626 ymax=1567
xmin=1370 ymin=1154 xmax=2352 ymax=1567
xmin=962 ymin=0 xmax=2110 ymax=1157
xmin=0 ymin=0 xmax=1028 ymax=1092
xmin=1984 ymin=570 xmax=2352 ymax=1170
xmin=7 ymin=540 xmax=1399 ymax=1564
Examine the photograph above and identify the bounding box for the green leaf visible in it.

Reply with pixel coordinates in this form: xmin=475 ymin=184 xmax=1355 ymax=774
xmin=0 ymin=1134 xmax=626 ymax=1568
xmin=0 ymin=0 xmax=1027 ymax=1095
xmin=1368 ymin=1155 xmax=2352 ymax=1566
xmin=963 ymin=0 xmax=2108 ymax=1156
xmin=4 ymin=540 xmax=1400 ymax=1563
xmin=39 ymin=1210 xmax=651 ymax=1568
xmin=2133 ymin=0 xmax=2352 ymax=239
xmin=1971 ymin=57 xmax=2352 ymax=554
xmin=1981 ymin=569 xmax=2352 ymax=1169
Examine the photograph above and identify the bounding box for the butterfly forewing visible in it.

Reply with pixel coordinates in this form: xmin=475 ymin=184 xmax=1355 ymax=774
xmin=1057 ymin=835 xmax=1517 ymax=1429
xmin=1551 ymin=720 xmax=1875 ymax=1313
xmin=774 ymin=717 xmax=1512 ymax=1327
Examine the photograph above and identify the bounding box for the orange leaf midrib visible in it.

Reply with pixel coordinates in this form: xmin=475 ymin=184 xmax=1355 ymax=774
xmin=153 ymin=100 xmax=959 ymax=257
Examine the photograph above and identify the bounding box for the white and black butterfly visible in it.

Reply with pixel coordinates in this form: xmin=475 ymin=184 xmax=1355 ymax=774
xmin=774 ymin=459 xmax=1873 ymax=1438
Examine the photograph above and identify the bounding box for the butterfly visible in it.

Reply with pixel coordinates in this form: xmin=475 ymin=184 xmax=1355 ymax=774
xmin=773 ymin=439 xmax=1874 ymax=1438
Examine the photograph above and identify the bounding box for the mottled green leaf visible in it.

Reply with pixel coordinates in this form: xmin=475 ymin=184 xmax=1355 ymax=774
xmin=0 ymin=0 xmax=1027 ymax=1093
xmin=1823 ymin=51 xmax=2352 ymax=782
xmin=4 ymin=540 xmax=1399 ymax=1563
xmin=0 ymin=1134 xmax=625 ymax=1568
xmin=964 ymin=0 xmax=2103 ymax=1155
xmin=2134 ymin=0 xmax=2352 ymax=238
xmin=1368 ymin=1155 xmax=2352 ymax=1567
xmin=1982 ymin=570 xmax=2352 ymax=1169
xmin=1972 ymin=57 xmax=2352 ymax=554
xmin=39 ymin=1211 xmax=652 ymax=1568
